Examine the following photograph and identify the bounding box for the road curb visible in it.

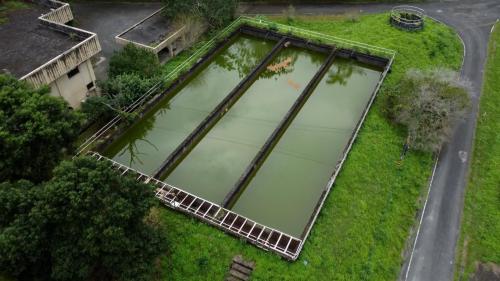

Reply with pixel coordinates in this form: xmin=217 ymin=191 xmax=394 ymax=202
xmin=403 ymin=152 xmax=440 ymax=281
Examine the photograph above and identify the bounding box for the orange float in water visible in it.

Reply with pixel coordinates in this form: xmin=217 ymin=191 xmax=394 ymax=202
xmin=287 ymin=78 xmax=300 ymax=90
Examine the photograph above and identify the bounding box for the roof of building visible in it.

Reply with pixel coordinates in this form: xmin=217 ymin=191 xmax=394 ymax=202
xmin=119 ymin=9 xmax=176 ymax=47
xmin=0 ymin=6 xmax=83 ymax=78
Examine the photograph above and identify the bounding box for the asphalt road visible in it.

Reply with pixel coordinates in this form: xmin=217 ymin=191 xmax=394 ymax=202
xmin=241 ymin=1 xmax=498 ymax=281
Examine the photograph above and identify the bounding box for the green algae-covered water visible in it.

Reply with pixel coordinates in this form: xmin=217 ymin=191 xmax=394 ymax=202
xmin=103 ymin=33 xmax=385 ymax=237
xmin=162 ymin=47 xmax=326 ymax=203
xmin=231 ymin=58 xmax=382 ymax=237
xmin=103 ymin=35 xmax=275 ymax=174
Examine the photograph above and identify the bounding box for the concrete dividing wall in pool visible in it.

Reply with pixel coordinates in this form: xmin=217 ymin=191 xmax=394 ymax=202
xmin=231 ymin=58 xmax=382 ymax=237
xmin=101 ymin=30 xmax=388 ymax=246
xmin=161 ymin=47 xmax=326 ymax=203
xmin=103 ymin=35 xmax=275 ymax=174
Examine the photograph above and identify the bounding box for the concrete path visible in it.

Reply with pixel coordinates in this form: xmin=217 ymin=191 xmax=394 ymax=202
xmin=240 ymin=1 xmax=498 ymax=281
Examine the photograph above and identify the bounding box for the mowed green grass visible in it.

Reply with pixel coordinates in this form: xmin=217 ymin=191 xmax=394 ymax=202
xmin=457 ymin=23 xmax=500 ymax=279
xmin=153 ymin=14 xmax=463 ymax=280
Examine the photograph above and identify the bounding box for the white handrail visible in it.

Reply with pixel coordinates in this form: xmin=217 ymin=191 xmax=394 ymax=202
xmin=20 ymin=0 xmax=101 ymax=84
xmin=240 ymin=16 xmax=395 ymax=57
xmin=89 ymin=151 xmax=302 ymax=259
xmin=391 ymin=5 xmax=425 ymax=25
xmin=77 ymin=18 xmax=243 ymax=154
xmin=77 ymin=16 xmax=396 ymax=155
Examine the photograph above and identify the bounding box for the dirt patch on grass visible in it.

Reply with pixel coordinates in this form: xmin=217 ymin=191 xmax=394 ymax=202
xmin=471 ymin=263 xmax=500 ymax=281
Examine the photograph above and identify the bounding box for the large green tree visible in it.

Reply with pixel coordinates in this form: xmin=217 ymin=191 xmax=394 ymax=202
xmin=0 ymin=74 xmax=82 ymax=182
xmin=0 ymin=157 xmax=167 ymax=281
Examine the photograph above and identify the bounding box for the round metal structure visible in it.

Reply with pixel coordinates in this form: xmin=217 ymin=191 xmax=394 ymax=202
xmin=390 ymin=5 xmax=425 ymax=31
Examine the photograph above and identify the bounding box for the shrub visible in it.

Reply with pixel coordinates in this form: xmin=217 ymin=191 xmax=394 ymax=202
xmin=201 ymin=0 xmax=238 ymax=30
xmin=81 ymin=74 xmax=158 ymax=123
xmin=100 ymin=73 xmax=158 ymax=107
xmin=162 ymin=0 xmax=238 ymax=30
xmin=81 ymin=95 xmax=114 ymax=122
xmin=385 ymin=68 xmax=470 ymax=152
xmin=108 ymin=44 xmax=160 ymax=78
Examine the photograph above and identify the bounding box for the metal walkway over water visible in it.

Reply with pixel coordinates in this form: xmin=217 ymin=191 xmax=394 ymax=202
xmin=89 ymin=151 xmax=303 ymax=260
xmin=79 ymin=17 xmax=395 ymax=260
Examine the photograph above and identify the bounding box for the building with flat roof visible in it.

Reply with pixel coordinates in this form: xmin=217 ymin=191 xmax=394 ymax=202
xmin=115 ymin=7 xmax=199 ymax=61
xmin=0 ymin=0 xmax=101 ymax=108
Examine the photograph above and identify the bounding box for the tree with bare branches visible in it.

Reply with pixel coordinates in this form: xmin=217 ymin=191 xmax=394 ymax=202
xmin=386 ymin=68 xmax=470 ymax=153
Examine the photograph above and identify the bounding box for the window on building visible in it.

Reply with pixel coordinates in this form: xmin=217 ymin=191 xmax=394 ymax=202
xmin=67 ymin=67 xmax=79 ymax=78
xmin=86 ymin=81 xmax=94 ymax=90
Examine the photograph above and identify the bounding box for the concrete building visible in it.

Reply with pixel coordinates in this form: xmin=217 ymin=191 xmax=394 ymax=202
xmin=115 ymin=7 xmax=197 ymax=62
xmin=0 ymin=0 xmax=101 ymax=108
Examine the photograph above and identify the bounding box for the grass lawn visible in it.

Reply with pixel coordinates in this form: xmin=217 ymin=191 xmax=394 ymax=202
xmin=456 ymin=22 xmax=500 ymax=279
xmin=0 ymin=0 xmax=30 ymax=24
xmin=154 ymin=13 xmax=463 ymax=281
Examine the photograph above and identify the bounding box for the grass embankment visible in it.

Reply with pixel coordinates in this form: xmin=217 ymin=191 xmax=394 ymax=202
xmin=154 ymin=13 xmax=463 ymax=281
xmin=0 ymin=0 xmax=30 ymax=24
xmin=456 ymin=23 xmax=500 ymax=279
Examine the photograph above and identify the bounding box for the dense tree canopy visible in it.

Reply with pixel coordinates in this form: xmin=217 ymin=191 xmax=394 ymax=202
xmin=0 ymin=180 xmax=44 ymax=279
xmin=0 ymin=157 xmax=167 ymax=281
xmin=199 ymin=0 xmax=238 ymax=30
xmin=0 ymin=74 xmax=82 ymax=182
xmin=108 ymin=44 xmax=160 ymax=79
xmin=385 ymin=68 xmax=470 ymax=152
